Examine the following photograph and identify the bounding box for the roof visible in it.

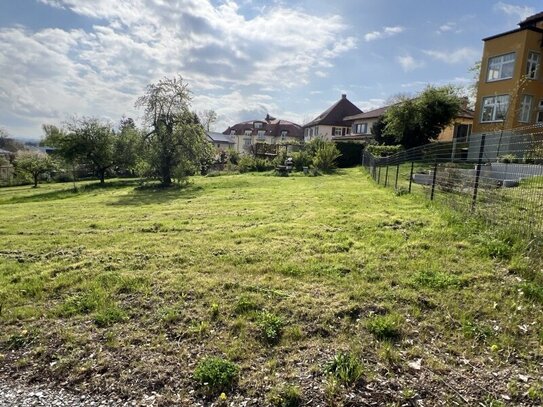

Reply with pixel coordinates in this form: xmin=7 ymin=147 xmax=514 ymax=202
xmin=483 ymin=11 xmax=543 ymax=41
xmin=519 ymin=11 xmax=543 ymax=27
xmin=207 ymin=131 xmax=234 ymax=144
xmin=344 ymin=106 xmax=390 ymax=121
xmin=223 ymin=115 xmax=303 ymax=139
xmin=457 ymin=107 xmax=474 ymax=120
xmin=304 ymin=94 xmax=363 ymax=128
xmin=0 ymin=148 xmax=12 ymax=155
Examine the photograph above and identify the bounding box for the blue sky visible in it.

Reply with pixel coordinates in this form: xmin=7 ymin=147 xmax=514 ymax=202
xmin=0 ymin=0 xmax=540 ymax=140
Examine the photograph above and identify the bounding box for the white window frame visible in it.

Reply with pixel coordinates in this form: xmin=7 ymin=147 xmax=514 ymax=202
xmin=526 ymin=51 xmax=540 ymax=80
xmin=257 ymin=130 xmax=266 ymax=140
xmin=244 ymin=130 xmax=252 ymax=136
xmin=353 ymin=123 xmax=368 ymax=134
xmin=519 ymin=95 xmax=533 ymax=123
xmin=480 ymin=95 xmax=510 ymax=123
xmin=254 ymin=122 xmax=263 ymax=129
xmin=487 ymin=52 xmax=516 ymax=82
xmin=280 ymin=130 xmax=288 ymax=140
xmin=243 ymin=138 xmax=252 ymax=146
xmin=334 ymin=127 xmax=343 ymax=136
xmin=537 ymin=100 xmax=543 ymax=123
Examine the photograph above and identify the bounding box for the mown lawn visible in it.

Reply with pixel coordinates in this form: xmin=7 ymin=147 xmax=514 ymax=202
xmin=0 ymin=168 xmax=542 ymax=406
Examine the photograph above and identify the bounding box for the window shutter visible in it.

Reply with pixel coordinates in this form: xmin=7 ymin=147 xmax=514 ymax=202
xmin=332 ymin=127 xmax=336 ymax=136
xmin=342 ymin=128 xmax=346 ymax=136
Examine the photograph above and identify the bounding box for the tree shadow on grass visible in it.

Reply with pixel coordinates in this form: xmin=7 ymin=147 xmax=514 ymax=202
xmin=109 ymin=183 xmax=204 ymax=206
xmin=3 ymin=180 xmax=140 ymax=205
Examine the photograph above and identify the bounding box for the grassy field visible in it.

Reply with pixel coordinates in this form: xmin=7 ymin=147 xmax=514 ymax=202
xmin=1 ymin=168 xmax=542 ymax=406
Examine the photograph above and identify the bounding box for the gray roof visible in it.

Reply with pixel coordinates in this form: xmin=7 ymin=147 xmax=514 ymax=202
xmin=207 ymin=131 xmax=235 ymax=144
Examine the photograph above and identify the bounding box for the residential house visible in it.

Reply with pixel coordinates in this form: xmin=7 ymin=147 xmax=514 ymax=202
xmin=0 ymin=148 xmax=13 ymax=185
xmin=472 ymin=11 xmax=543 ymax=134
xmin=223 ymin=114 xmax=303 ymax=154
xmin=303 ymin=94 xmax=363 ymax=142
xmin=345 ymin=100 xmax=474 ymax=143
xmin=207 ymin=131 xmax=235 ymax=151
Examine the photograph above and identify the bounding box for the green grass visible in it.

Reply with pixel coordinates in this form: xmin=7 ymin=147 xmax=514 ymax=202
xmin=0 ymin=169 xmax=542 ymax=405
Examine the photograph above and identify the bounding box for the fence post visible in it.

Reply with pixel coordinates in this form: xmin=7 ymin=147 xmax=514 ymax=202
xmin=384 ymin=165 xmax=389 ymax=187
xmin=408 ymin=162 xmax=414 ymax=193
xmin=395 ymin=164 xmax=400 ymax=190
xmin=471 ymin=134 xmax=487 ymax=212
xmin=377 ymin=166 xmax=381 ymax=184
xmin=430 ymin=160 xmax=438 ymax=201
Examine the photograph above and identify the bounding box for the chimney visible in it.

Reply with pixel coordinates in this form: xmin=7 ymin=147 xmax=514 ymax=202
xmin=341 ymin=94 xmax=347 ymax=99
xmin=460 ymin=96 xmax=469 ymax=109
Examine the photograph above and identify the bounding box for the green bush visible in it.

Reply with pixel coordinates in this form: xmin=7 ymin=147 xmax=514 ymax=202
xmin=324 ymin=352 xmax=364 ymax=386
xmin=366 ymin=313 xmax=402 ymax=340
xmin=313 ymin=142 xmax=341 ymax=173
xmin=267 ymin=384 xmax=302 ymax=407
xmin=194 ymin=357 xmax=239 ymax=392
xmin=227 ymin=149 xmax=240 ymax=165
xmin=498 ymin=154 xmax=517 ymax=164
xmin=238 ymin=155 xmax=274 ymax=173
xmin=366 ymin=144 xmax=403 ymax=157
xmin=258 ymin=311 xmax=284 ymax=344
xmin=291 ymin=151 xmax=312 ymax=171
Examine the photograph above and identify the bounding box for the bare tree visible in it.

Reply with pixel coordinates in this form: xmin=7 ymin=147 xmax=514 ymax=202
xmin=199 ymin=109 xmax=218 ymax=132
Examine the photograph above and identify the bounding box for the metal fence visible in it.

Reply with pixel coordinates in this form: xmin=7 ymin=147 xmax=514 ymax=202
xmin=362 ymin=124 xmax=543 ymax=238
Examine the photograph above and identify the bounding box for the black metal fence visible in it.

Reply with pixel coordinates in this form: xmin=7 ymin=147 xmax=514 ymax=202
xmin=362 ymin=124 xmax=543 ymax=237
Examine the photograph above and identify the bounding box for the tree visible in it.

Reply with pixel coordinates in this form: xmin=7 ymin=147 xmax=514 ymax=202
xmin=115 ymin=117 xmax=142 ymax=175
xmin=198 ymin=109 xmax=218 ymax=132
xmin=381 ymin=86 xmax=462 ymax=149
xmin=136 ymin=76 xmax=213 ymax=186
xmin=0 ymin=128 xmax=25 ymax=153
xmin=371 ymin=116 xmax=396 ymax=145
xmin=14 ymin=150 xmax=57 ymax=187
xmin=45 ymin=118 xmax=117 ymax=184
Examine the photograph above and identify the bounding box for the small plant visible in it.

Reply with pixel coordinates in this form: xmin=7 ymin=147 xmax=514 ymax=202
xmin=258 ymin=312 xmax=284 ymax=345
xmin=366 ymin=314 xmax=403 ymax=341
xmin=414 ymin=270 xmax=460 ymax=290
xmin=324 ymin=352 xmax=364 ymax=386
xmin=210 ymin=303 xmax=220 ymax=320
xmin=498 ymin=154 xmax=517 ymax=164
xmin=267 ymin=384 xmax=302 ymax=407
xmin=520 ymin=282 xmax=543 ymax=305
xmin=234 ymin=295 xmax=261 ymax=315
xmin=194 ymin=357 xmax=239 ymax=393
xmin=93 ymin=306 xmax=127 ymax=327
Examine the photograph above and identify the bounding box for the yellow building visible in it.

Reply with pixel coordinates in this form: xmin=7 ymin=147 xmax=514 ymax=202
xmin=472 ymin=12 xmax=543 ymax=134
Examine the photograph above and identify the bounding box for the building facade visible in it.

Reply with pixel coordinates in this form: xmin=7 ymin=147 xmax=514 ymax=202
xmin=472 ymin=12 xmax=543 ymax=134
xmin=303 ymin=94 xmax=363 ymax=142
xmin=223 ymin=114 xmax=303 ymax=154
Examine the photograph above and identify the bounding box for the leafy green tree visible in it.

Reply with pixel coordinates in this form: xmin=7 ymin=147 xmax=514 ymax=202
xmin=371 ymin=116 xmax=396 ymax=145
xmin=115 ymin=117 xmax=142 ymax=175
xmin=313 ymin=142 xmax=341 ymax=173
xmin=382 ymin=86 xmax=462 ymax=149
xmin=136 ymin=76 xmax=213 ymax=186
xmin=45 ymin=118 xmax=117 ymax=184
xmin=14 ymin=150 xmax=57 ymax=187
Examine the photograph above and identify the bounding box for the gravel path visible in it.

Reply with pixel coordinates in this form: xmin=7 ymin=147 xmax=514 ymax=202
xmin=0 ymin=379 xmax=158 ymax=407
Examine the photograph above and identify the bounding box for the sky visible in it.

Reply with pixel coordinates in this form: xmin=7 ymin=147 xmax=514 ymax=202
xmin=0 ymin=0 xmax=541 ymax=141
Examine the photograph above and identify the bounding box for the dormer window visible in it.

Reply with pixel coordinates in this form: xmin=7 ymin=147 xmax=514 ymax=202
xmin=230 ymin=130 xmax=236 ymax=135
xmin=254 ymin=122 xmax=263 ymax=129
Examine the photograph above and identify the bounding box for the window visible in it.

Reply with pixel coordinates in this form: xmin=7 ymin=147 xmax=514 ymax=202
xmin=244 ymin=138 xmax=251 ymax=146
xmin=280 ymin=130 xmax=288 ymax=140
xmin=334 ymin=127 xmax=343 ymax=136
xmin=519 ymin=95 xmax=533 ymax=123
xmin=244 ymin=130 xmax=252 ymax=136
xmin=353 ymin=123 xmax=368 ymax=134
xmin=309 ymin=128 xmax=314 ymax=137
xmin=481 ymin=95 xmax=510 ymax=122
xmin=487 ymin=52 xmax=515 ymax=81
xmin=537 ymin=100 xmax=543 ymax=123
xmin=230 ymin=130 xmax=236 ymax=135
xmin=315 ymin=126 xmax=319 ymax=135
xmin=257 ymin=130 xmax=265 ymax=140
xmin=254 ymin=122 xmax=263 ymax=129
xmin=526 ymin=52 xmax=540 ymax=79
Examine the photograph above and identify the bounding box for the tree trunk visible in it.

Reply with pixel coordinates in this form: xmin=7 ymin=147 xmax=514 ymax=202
xmin=33 ymin=174 xmax=39 ymax=188
xmin=99 ymin=170 xmax=105 ymax=184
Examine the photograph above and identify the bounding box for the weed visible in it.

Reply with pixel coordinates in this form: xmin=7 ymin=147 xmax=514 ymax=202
xmin=414 ymin=270 xmax=460 ymax=289
xmin=267 ymin=384 xmax=302 ymax=407
xmin=93 ymin=306 xmax=127 ymax=327
xmin=234 ymin=295 xmax=261 ymax=315
xmin=257 ymin=312 xmax=284 ymax=345
xmin=59 ymin=289 xmax=105 ymax=316
xmin=324 ymin=352 xmax=364 ymax=386
xmin=366 ymin=314 xmax=403 ymax=341
xmin=520 ymin=282 xmax=543 ymax=304
xmin=210 ymin=303 xmax=220 ymax=320
xmin=189 ymin=321 xmax=210 ymax=337
xmin=5 ymin=329 xmax=37 ymax=350
xmin=194 ymin=357 xmax=239 ymax=393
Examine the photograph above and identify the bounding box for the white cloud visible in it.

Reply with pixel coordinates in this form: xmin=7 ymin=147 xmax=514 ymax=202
xmin=2 ymin=0 xmax=357 ymax=138
xmin=356 ymin=98 xmax=386 ymax=112
xmin=494 ymin=2 xmax=535 ymax=21
xmin=364 ymin=25 xmax=404 ymax=42
xmin=423 ymin=47 xmax=480 ymax=64
xmin=397 ymin=54 xmax=424 ymax=72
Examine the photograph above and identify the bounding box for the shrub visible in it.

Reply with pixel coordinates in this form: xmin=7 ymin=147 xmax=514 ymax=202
xmin=227 ymin=149 xmax=240 ymax=165
xmin=366 ymin=144 xmax=403 ymax=157
xmin=313 ymin=142 xmax=341 ymax=173
xmin=267 ymin=385 xmax=302 ymax=407
xmin=498 ymin=154 xmax=517 ymax=164
xmin=291 ymin=151 xmax=312 ymax=171
xmin=324 ymin=352 xmax=364 ymax=386
xmin=335 ymin=142 xmax=364 ymax=168
xmin=366 ymin=314 xmax=402 ymax=341
xmin=194 ymin=357 xmax=239 ymax=392
xmin=238 ymin=155 xmax=274 ymax=173
xmin=258 ymin=311 xmax=284 ymax=344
